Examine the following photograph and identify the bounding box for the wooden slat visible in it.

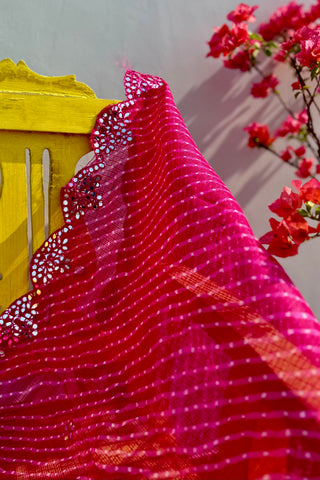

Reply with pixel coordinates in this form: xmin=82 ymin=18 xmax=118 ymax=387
xmin=0 ymin=94 xmax=117 ymax=134
xmin=0 ymin=58 xmax=116 ymax=310
xmin=0 ymin=132 xmax=29 ymax=312
xmin=47 ymin=134 xmax=93 ymax=235
xmin=29 ymin=142 xmax=45 ymax=258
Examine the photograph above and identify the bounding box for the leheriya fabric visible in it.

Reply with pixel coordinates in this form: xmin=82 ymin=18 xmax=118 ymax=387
xmin=0 ymin=71 xmax=319 ymax=479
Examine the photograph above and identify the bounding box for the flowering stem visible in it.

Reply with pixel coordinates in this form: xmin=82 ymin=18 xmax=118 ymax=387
xmin=311 ymin=77 xmax=320 ymax=116
xmin=252 ymin=64 xmax=295 ymax=116
xmin=291 ymin=59 xmax=320 ymax=158
xmin=306 ymin=137 xmax=320 ymax=161
xmin=261 ymin=144 xmax=296 ymax=165
xmin=260 ymin=144 xmax=317 ymax=177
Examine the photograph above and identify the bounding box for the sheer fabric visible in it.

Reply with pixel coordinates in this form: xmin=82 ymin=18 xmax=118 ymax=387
xmin=0 ymin=70 xmax=319 ymax=479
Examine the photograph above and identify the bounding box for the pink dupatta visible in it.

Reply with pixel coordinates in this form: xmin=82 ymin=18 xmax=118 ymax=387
xmin=0 ymin=70 xmax=319 ymax=479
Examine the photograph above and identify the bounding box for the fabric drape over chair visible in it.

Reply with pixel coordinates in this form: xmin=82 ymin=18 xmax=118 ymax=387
xmin=0 ymin=70 xmax=319 ymax=480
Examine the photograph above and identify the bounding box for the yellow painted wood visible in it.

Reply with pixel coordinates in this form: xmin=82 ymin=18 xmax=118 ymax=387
xmin=0 ymin=59 xmax=118 ymax=133
xmin=29 ymin=141 xmax=45 ymax=257
xmin=0 ymin=131 xmax=29 ymax=312
xmin=46 ymin=134 xmax=93 ymax=235
xmin=0 ymin=58 xmax=97 ymax=96
xmin=0 ymin=59 xmax=119 ymax=312
xmin=0 ymin=93 xmax=116 ymax=134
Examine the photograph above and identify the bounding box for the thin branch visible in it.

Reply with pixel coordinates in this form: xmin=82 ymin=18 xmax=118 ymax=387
xmin=252 ymin=64 xmax=295 ymax=116
xmin=311 ymin=76 xmax=320 ymax=115
xmin=291 ymin=59 xmax=320 ymax=158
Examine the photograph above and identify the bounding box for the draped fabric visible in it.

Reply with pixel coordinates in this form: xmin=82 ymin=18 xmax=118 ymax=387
xmin=0 ymin=70 xmax=319 ymax=480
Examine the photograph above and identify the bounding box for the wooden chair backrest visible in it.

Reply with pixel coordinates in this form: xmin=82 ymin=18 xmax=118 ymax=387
xmin=0 ymin=59 xmax=118 ymax=311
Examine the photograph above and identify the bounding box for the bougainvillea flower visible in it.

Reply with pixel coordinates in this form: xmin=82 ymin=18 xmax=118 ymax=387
xmin=259 ymin=218 xmax=299 ymax=257
xmin=274 ymin=49 xmax=287 ymax=62
xmin=258 ymin=1 xmax=305 ymax=41
xmin=295 ymin=158 xmax=314 ymax=178
xmin=296 ymin=108 xmax=308 ymax=124
xmin=280 ymin=147 xmax=293 ymax=162
xmin=294 ymin=145 xmax=306 ymax=157
xmin=295 ymin=25 xmax=320 ymax=68
xmin=274 ymin=110 xmax=307 ymax=137
xmin=304 ymin=2 xmax=320 ymax=23
xmin=291 ymin=80 xmax=302 ymax=90
xmin=227 ymin=23 xmax=249 ymax=50
xmin=206 ymin=24 xmax=231 ymax=58
xmin=206 ymin=23 xmax=249 ymax=58
xmin=275 ymin=36 xmax=298 ymax=62
xmin=227 ymin=3 xmax=258 ymax=24
xmin=244 ymin=122 xmax=274 ymax=148
xmin=224 ymin=49 xmax=251 ymax=71
xmin=285 ymin=211 xmax=311 ymax=245
xmin=251 ymin=81 xmax=269 ymax=97
xmin=268 ymin=186 xmax=302 ymax=218
xmin=275 ymin=116 xmax=300 ymax=137
xmin=292 ymin=178 xmax=320 ymax=204
xmin=265 ymin=74 xmax=280 ymax=89
xmin=250 ymin=74 xmax=279 ymax=98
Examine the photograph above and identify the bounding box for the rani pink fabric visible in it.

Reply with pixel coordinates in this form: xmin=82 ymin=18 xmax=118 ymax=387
xmin=0 ymin=70 xmax=319 ymax=479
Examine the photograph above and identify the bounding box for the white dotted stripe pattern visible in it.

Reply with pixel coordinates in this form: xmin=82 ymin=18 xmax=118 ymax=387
xmin=0 ymin=70 xmax=319 ymax=479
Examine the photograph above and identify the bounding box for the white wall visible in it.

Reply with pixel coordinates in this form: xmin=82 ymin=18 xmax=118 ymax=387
xmin=0 ymin=0 xmax=318 ymax=317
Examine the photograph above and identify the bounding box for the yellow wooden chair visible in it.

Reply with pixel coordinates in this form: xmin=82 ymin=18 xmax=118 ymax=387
xmin=0 ymin=58 xmax=118 ymax=312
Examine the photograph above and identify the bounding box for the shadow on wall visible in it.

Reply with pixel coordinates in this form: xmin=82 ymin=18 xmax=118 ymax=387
xmin=177 ymin=64 xmax=289 ymax=209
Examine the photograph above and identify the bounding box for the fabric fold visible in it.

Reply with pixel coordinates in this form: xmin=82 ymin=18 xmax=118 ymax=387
xmin=0 ymin=70 xmax=319 ymax=480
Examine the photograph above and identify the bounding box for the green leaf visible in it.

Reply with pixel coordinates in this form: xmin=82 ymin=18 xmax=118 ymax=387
xmin=252 ymin=49 xmax=260 ymax=59
xmin=311 ymin=65 xmax=320 ymax=80
xmin=250 ymin=32 xmax=264 ymax=42
xmin=267 ymin=41 xmax=278 ymax=49
xmin=294 ymin=91 xmax=301 ymax=99
xmin=297 ymin=209 xmax=309 ymax=217
xmin=305 ymin=201 xmax=315 ymax=213
xmin=264 ymin=49 xmax=272 ymax=57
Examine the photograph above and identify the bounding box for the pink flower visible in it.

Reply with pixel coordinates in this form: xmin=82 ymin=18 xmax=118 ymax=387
xmin=294 ymin=145 xmax=306 ymax=157
xmin=286 ymin=211 xmax=312 ymax=244
xmin=258 ymin=22 xmax=277 ymax=42
xmin=280 ymin=145 xmax=306 ymax=161
xmin=281 ymin=147 xmax=293 ymax=162
xmin=251 ymin=82 xmax=269 ymax=98
xmin=275 ymin=116 xmax=301 ymax=137
xmin=244 ymin=122 xmax=274 ymax=148
xmin=206 ymin=24 xmax=231 ymax=58
xmin=266 ymin=74 xmax=280 ymax=90
xmin=268 ymin=186 xmax=302 ymax=218
xmin=228 ymin=24 xmax=250 ymax=50
xmin=274 ymin=109 xmax=308 ymax=137
xmin=296 ymin=108 xmax=308 ymax=124
xmin=258 ymin=1 xmax=305 ymax=41
xmin=304 ymin=2 xmax=320 ymax=23
xmin=316 ymin=164 xmax=320 ymax=174
xmin=295 ymin=158 xmax=314 ymax=178
xmin=295 ymin=25 xmax=320 ymax=68
xmin=292 ymin=178 xmax=320 ymax=204
xmin=227 ymin=3 xmax=258 ymax=24
xmin=274 ymin=37 xmax=296 ymax=62
xmin=223 ymin=50 xmax=251 ymax=71
xmin=259 ymin=209 xmax=312 ymax=257
xmin=274 ymin=50 xmax=287 ymax=62
xmin=206 ymin=23 xmax=249 ymax=58
xmin=250 ymin=74 xmax=279 ymax=98
xmin=259 ymin=218 xmax=299 ymax=257
xmin=291 ymin=80 xmax=302 ymax=90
